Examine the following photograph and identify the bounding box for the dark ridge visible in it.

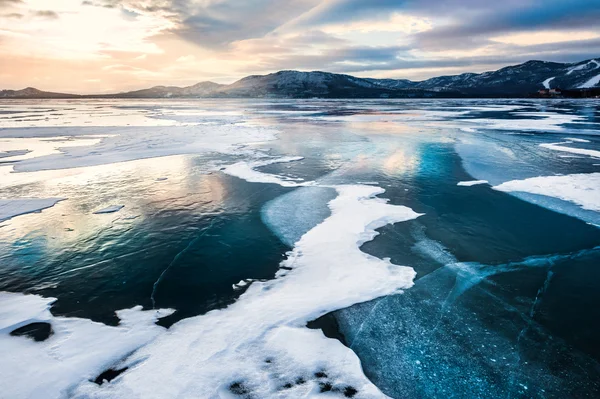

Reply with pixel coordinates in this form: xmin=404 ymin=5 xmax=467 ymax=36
xmin=10 ymin=322 xmax=53 ymax=341
xmin=307 ymin=313 xmax=348 ymax=345
xmin=93 ymin=367 xmax=128 ymax=385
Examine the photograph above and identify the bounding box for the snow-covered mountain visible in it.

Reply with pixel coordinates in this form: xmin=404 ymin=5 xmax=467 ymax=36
xmin=2 ymin=58 xmax=599 ymax=99
xmin=369 ymin=59 xmax=600 ymax=95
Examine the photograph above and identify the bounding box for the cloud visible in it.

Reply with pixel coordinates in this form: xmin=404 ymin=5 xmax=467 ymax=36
xmin=0 ymin=0 xmax=22 ymax=7
xmin=33 ymin=10 xmax=59 ymax=19
xmin=1 ymin=12 xmax=22 ymax=18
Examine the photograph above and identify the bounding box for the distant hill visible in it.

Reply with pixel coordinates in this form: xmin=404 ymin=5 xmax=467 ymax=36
xmin=2 ymin=58 xmax=599 ymax=99
xmin=112 ymin=81 xmax=225 ymax=98
xmin=0 ymin=87 xmax=79 ymax=99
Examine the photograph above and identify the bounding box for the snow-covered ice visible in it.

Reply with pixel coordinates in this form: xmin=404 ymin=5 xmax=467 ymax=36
xmin=540 ymin=142 xmax=600 ymax=158
xmin=494 ymin=173 xmax=600 ymax=212
xmin=0 ymin=198 xmax=65 ymax=222
xmin=564 ymin=137 xmax=591 ymax=143
xmin=222 ymin=156 xmax=312 ymax=187
xmin=0 ymin=292 xmax=174 ymax=399
xmin=6 ymin=124 xmax=279 ymax=173
xmin=457 ymin=180 xmax=489 ymax=187
xmin=71 ymin=184 xmax=421 ymax=398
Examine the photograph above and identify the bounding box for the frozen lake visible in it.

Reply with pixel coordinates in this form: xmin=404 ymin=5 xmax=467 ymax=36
xmin=1 ymin=99 xmax=599 ymax=398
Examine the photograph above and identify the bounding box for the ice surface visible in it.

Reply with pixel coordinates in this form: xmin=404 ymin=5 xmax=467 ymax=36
xmin=0 ymin=197 xmax=65 ymax=222
xmin=457 ymin=180 xmax=488 ymax=187
xmin=540 ymin=141 xmax=600 ymax=158
xmin=0 ymin=292 xmax=174 ymax=399
xmin=6 ymin=124 xmax=279 ymax=173
xmin=334 ymin=248 xmax=600 ymax=399
xmin=261 ymin=186 xmax=338 ymax=246
xmin=463 ymin=112 xmax=585 ymax=132
xmin=70 ymin=184 xmax=422 ymax=398
xmin=494 ymin=173 xmax=600 ymax=212
xmin=93 ymin=205 xmax=125 ymax=214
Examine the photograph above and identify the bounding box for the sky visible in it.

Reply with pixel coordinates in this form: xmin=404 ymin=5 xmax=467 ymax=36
xmin=1 ymin=0 xmax=599 ymax=93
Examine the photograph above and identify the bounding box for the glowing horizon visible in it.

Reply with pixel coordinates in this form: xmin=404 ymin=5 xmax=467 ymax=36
xmin=1 ymin=0 xmax=599 ymax=94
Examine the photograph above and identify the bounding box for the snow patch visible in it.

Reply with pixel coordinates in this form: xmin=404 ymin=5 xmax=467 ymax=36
xmin=494 ymin=173 xmax=600 ymax=212
xmin=567 ymin=60 xmax=600 ymax=75
xmin=542 ymin=77 xmax=555 ymax=89
xmin=563 ymin=137 xmax=591 ymax=143
xmin=222 ymin=156 xmax=312 ymax=187
xmin=0 ymin=292 xmax=174 ymax=399
xmin=71 ymin=185 xmax=422 ymax=398
xmin=578 ymin=73 xmax=600 ymax=89
xmin=457 ymin=180 xmax=489 ymax=187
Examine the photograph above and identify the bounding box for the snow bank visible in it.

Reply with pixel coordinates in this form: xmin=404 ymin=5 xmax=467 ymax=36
xmin=71 ymin=184 xmax=421 ymax=398
xmin=0 ymin=198 xmax=65 ymax=222
xmin=0 ymin=292 xmax=174 ymax=399
xmin=494 ymin=173 xmax=600 ymax=212
xmin=457 ymin=180 xmax=488 ymax=187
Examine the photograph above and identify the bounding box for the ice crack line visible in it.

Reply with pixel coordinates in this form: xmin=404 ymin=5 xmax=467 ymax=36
xmin=150 ymin=217 xmax=218 ymax=308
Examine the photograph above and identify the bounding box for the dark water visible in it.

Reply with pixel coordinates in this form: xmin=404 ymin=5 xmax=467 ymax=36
xmin=1 ymin=98 xmax=599 ymax=398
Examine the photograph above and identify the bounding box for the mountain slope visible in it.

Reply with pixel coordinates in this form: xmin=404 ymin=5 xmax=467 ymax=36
xmin=370 ymin=59 xmax=600 ymax=95
xmin=2 ymin=58 xmax=599 ymax=99
xmin=113 ymin=81 xmax=225 ymax=98
xmin=212 ymin=70 xmax=442 ymax=98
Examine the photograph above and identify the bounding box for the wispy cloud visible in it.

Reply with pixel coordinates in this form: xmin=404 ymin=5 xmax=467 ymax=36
xmin=0 ymin=0 xmax=598 ymax=93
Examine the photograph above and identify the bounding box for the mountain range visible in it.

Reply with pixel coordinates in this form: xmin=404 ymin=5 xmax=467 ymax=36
xmin=2 ymin=58 xmax=599 ymax=99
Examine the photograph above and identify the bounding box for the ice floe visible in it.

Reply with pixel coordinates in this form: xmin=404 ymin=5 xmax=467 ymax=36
xmin=93 ymin=205 xmax=125 ymax=214
xmin=0 ymin=292 xmax=174 ymax=399
xmin=494 ymin=173 xmax=600 ymax=212
xmin=457 ymin=180 xmax=488 ymax=187
xmin=0 ymin=197 xmax=65 ymax=222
